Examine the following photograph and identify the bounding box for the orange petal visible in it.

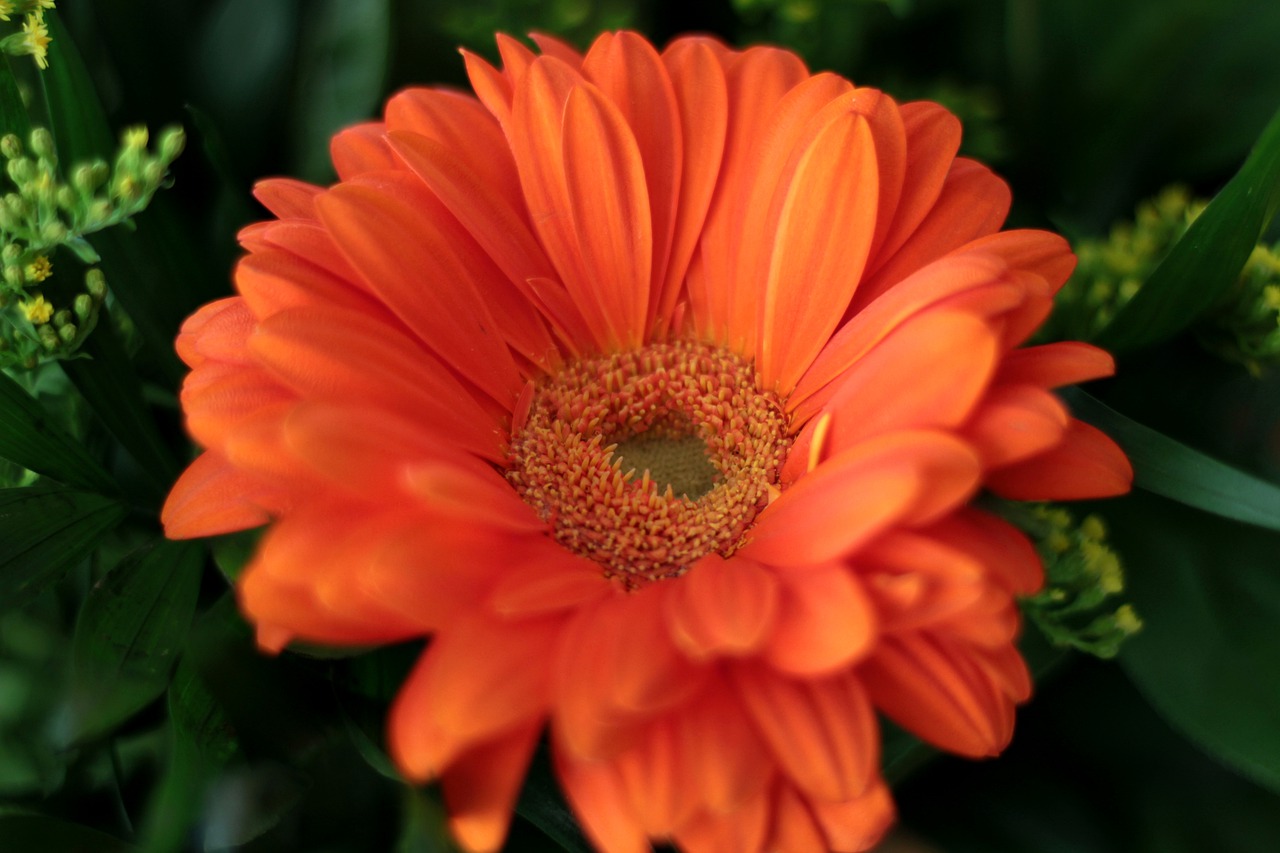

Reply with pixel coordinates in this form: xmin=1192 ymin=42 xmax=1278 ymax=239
xmin=442 ymin=722 xmax=542 ymax=853
xmin=691 ymin=46 xmax=808 ymax=344
xmin=238 ymin=507 xmax=422 ymax=648
xmin=674 ymin=678 xmax=773 ymax=813
xmin=854 ymin=157 xmax=1010 ymax=309
xmin=530 ymin=31 xmax=584 ymax=66
xmin=316 ymin=174 xmax=524 ymax=404
xmin=252 ymin=178 xmax=322 ymax=220
xmin=756 ymin=111 xmax=879 ymax=393
xmin=389 ymin=613 xmax=559 ymax=778
xmin=674 ymin=783 xmax=770 ymax=853
xmin=555 ymin=750 xmax=649 ymax=853
xmin=963 ymin=384 xmax=1069 ymax=468
xmin=162 ymin=450 xmax=271 ymax=538
xmin=360 ymin=521 xmax=518 ymax=632
xmin=731 ymin=72 xmax=853 ymax=359
xmin=961 ymin=228 xmax=1076 ymax=292
xmin=386 ymin=131 xmax=566 ymax=365
xmin=665 ymin=554 xmax=780 ymax=660
xmin=763 ymin=565 xmax=877 ymax=676
xmin=561 ymin=82 xmax=653 ymax=348
xmin=658 ymin=39 xmax=728 ymax=337
xmin=922 ymin=508 xmax=1044 ymax=596
xmin=613 ymin=715 xmax=697 ymax=836
xmin=554 ymin=588 xmax=705 ymax=760
xmin=996 ymin=340 xmax=1116 ymax=388
xmin=489 ymin=544 xmax=613 ymax=616
xmin=871 ymin=100 xmax=962 ymax=265
xmin=462 ymin=48 xmax=514 ymax=127
xmin=402 ymin=461 xmax=545 ymax=533
xmin=986 ymin=417 xmax=1133 ymax=499
xmin=768 ymin=785 xmax=833 ymax=853
xmin=810 ymin=780 xmax=896 ymax=852
xmin=384 ymin=87 xmax=522 ymax=204
xmin=175 ymin=296 xmax=247 ymax=368
xmin=510 ymin=57 xmax=612 ymax=351
xmin=181 ymin=363 xmax=294 ymax=450
xmin=582 ymin=31 xmax=682 ymax=332
xmin=791 ymin=252 xmax=1006 ymax=421
xmin=746 ymin=431 xmax=979 ymax=566
xmin=859 ymin=531 xmax=986 ymax=631
xmin=250 ymin=304 xmax=501 ymax=460
xmin=862 ymin=634 xmax=1011 ymax=757
xmin=235 ymin=250 xmax=390 ymax=322
xmin=819 ymin=310 xmax=999 ymax=452
xmin=330 ymin=122 xmax=400 ymax=179
xmin=732 ymin=665 xmax=879 ymax=802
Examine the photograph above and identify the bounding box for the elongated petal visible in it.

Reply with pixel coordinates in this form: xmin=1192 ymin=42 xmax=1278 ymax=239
xmin=732 ymin=665 xmax=879 ymax=802
xmin=763 ymin=565 xmax=877 ymax=675
xmin=853 ymin=158 xmax=1010 ymax=309
xmin=757 ymin=111 xmax=879 ymax=393
xmin=562 ymin=83 xmax=653 ymax=347
xmin=162 ymin=450 xmax=272 ymax=538
xmin=583 ymin=32 xmax=681 ymax=330
xmin=996 ymin=340 xmax=1116 ymax=388
xmin=963 ymin=384 xmax=1069 ymax=468
xmin=389 ymin=613 xmax=559 ymax=778
xmin=665 ymin=554 xmax=780 ymax=659
xmin=862 ymin=634 xmax=1012 ymax=757
xmin=820 ymin=310 xmax=999 ymax=452
xmin=745 ymin=431 xmax=980 ymax=566
xmin=316 ymin=175 xmax=524 ymax=404
xmin=250 ymin=304 xmax=501 ymax=459
xmin=659 ymin=39 xmax=728 ymax=336
xmin=986 ymin=418 xmax=1133 ymax=499
xmin=442 ymin=723 xmax=542 ymax=853
xmin=252 ymin=178 xmax=322 ymax=220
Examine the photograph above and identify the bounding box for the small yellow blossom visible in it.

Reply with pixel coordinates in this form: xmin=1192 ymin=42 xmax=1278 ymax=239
xmin=24 ymin=254 xmax=50 ymax=281
xmin=122 ymin=126 xmax=149 ymax=149
xmin=0 ymin=3 xmax=14 ymax=23
xmin=21 ymin=13 xmax=49 ymax=69
xmin=19 ymin=293 xmax=52 ymax=324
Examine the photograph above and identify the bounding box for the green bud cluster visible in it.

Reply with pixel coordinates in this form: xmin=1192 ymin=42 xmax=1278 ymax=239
xmin=1048 ymin=185 xmax=1280 ymax=374
xmin=1005 ymin=503 xmax=1142 ymax=659
xmin=0 ymin=122 xmax=182 ymax=368
xmin=0 ymin=266 xmax=106 ymax=369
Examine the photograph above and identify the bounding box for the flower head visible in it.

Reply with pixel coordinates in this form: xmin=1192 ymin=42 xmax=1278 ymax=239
xmin=19 ymin=12 xmax=49 ymax=69
xmin=163 ymin=31 xmax=1131 ymax=853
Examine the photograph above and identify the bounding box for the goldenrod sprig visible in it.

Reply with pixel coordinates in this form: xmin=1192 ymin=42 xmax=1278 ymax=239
xmin=1005 ymin=503 xmax=1142 ymax=659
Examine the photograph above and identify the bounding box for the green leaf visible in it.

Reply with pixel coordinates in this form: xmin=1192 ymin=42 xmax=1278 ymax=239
xmin=0 ymin=484 xmax=125 ymax=612
xmin=0 ymin=813 xmax=135 ymax=853
xmin=0 ymin=369 xmax=116 ymax=495
xmin=42 ymin=11 xmax=214 ymax=383
xmin=1094 ymin=104 xmax=1280 ymax=353
xmin=1112 ymin=492 xmax=1280 ymax=796
xmin=139 ymin=659 xmax=239 ymax=853
xmin=58 ymin=316 xmax=180 ymax=499
xmin=63 ymin=540 xmax=204 ymax=744
xmin=0 ymin=55 xmax=30 ymax=140
xmin=1062 ymin=388 xmax=1280 ymax=531
xmin=290 ymin=0 xmax=391 ymax=181
xmin=514 ymin=745 xmax=593 ymax=853
xmin=396 ymin=788 xmax=461 ymax=853
xmin=39 ymin=11 xmax=115 ymax=163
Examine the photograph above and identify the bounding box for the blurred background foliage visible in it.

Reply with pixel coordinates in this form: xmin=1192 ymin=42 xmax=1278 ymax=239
xmin=1 ymin=0 xmax=1279 ymax=850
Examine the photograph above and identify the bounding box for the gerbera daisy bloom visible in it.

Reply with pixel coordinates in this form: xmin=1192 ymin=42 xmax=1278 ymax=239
xmin=163 ymin=30 xmax=1132 ymax=853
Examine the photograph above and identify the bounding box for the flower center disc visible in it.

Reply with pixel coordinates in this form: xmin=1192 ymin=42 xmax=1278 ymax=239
xmin=508 ymin=341 xmax=791 ymax=586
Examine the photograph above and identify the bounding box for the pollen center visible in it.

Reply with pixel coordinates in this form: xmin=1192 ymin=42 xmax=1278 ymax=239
xmin=507 ymin=341 xmax=791 ymax=586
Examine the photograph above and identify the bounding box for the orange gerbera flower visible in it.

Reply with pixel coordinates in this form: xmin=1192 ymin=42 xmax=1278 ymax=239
xmin=163 ymin=31 xmax=1132 ymax=853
